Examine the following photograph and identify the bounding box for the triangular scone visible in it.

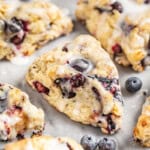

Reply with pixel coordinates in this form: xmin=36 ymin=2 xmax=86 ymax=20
xmin=0 ymin=83 xmax=44 ymax=141
xmin=5 ymin=135 xmax=83 ymax=150
xmin=26 ymin=35 xmax=123 ymax=134
xmin=0 ymin=0 xmax=73 ymax=60
xmin=134 ymin=96 xmax=150 ymax=147
xmin=76 ymin=0 xmax=150 ymax=72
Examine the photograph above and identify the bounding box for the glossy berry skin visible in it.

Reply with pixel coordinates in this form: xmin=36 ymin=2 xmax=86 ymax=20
xmin=111 ymin=1 xmax=123 ymax=13
xmin=80 ymin=135 xmax=98 ymax=150
xmin=97 ymin=138 xmax=116 ymax=150
xmin=125 ymin=77 xmax=142 ymax=93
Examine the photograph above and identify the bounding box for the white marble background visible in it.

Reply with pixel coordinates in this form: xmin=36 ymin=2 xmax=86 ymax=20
xmin=0 ymin=0 xmax=150 ymax=150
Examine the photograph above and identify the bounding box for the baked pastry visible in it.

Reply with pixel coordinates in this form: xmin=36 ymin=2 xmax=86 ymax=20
xmin=26 ymin=35 xmax=123 ymax=134
xmin=133 ymin=96 xmax=150 ymax=147
xmin=136 ymin=0 xmax=150 ymax=4
xmin=0 ymin=83 xmax=44 ymax=141
xmin=0 ymin=0 xmax=73 ymax=60
xmin=4 ymin=135 xmax=83 ymax=150
xmin=76 ymin=0 xmax=150 ymax=72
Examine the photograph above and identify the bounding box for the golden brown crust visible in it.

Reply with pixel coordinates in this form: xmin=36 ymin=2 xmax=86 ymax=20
xmin=134 ymin=97 xmax=150 ymax=147
xmin=5 ymin=136 xmax=83 ymax=150
xmin=76 ymin=0 xmax=150 ymax=72
xmin=0 ymin=0 xmax=73 ymax=60
xmin=0 ymin=83 xmax=44 ymax=141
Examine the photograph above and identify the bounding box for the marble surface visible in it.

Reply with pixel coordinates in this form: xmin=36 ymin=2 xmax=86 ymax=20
xmin=0 ymin=0 xmax=150 ymax=150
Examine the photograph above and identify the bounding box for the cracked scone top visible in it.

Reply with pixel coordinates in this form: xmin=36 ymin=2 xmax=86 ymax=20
xmin=26 ymin=35 xmax=123 ymax=134
xmin=0 ymin=83 xmax=44 ymax=141
xmin=0 ymin=0 xmax=73 ymax=61
xmin=134 ymin=96 xmax=150 ymax=147
xmin=4 ymin=135 xmax=83 ymax=150
xmin=76 ymin=0 xmax=150 ymax=72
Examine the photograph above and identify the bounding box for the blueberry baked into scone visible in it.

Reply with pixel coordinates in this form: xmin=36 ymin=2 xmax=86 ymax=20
xmin=76 ymin=0 xmax=150 ymax=72
xmin=0 ymin=0 xmax=73 ymax=60
xmin=26 ymin=35 xmax=123 ymax=134
xmin=0 ymin=83 xmax=44 ymax=141
xmin=4 ymin=135 xmax=83 ymax=150
xmin=133 ymin=96 xmax=150 ymax=147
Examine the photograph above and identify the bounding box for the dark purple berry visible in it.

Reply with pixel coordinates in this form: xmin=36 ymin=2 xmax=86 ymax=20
xmin=70 ymin=58 xmax=93 ymax=73
xmin=11 ymin=17 xmax=24 ymax=30
xmin=33 ymin=81 xmax=49 ymax=95
xmin=94 ymin=7 xmax=112 ymax=13
xmin=148 ymin=37 xmax=150 ymax=49
xmin=111 ymin=1 xmax=123 ymax=13
xmin=62 ymin=46 xmax=68 ymax=52
xmin=0 ymin=90 xmax=8 ymax=113
xmin=125 ymin=77 xmax=142 ymax=93
xmin=144 ymin=0 xmax=150 ymax=4
xmin=92 ymin=87 xmax=101 ymax=101
xmin=121 ymin=22 xmax=136 ymax=36
xmin=98 ymin=137 xmax=116 ymax=150
xmin=106 ymin=115 xmax=116 ymax=133
xmin=112 ymin=44 xmax=122 ymax=54
xmin=80 ymin=135 xmax=98 ymax=150
xmin=70 ymin=74 xmax=86 ymax=88
xmin=54 ymin=74 xmax=86 ymax=98
xmin=10 ymin=33 xmax=26 ymax=45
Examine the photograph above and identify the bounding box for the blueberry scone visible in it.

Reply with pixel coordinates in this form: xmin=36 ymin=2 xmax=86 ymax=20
xmin=4 ymin=135 xmax=83 ymax=150
xmin=76 ymin=0 xmax=150 ymax=72
xmin=0 ymin=0 xmax=73 ymax=60
xmin=0 ymin=83 xmax=44 ymax=141
xmin=26 ymin=35 xmax=123 ymax=134
xmin=133 ymin=96 xmax=150 ymax=147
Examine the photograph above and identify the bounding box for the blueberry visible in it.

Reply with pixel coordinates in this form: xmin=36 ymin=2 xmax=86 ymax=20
xmin=97 ymin=138 xmax=116 ymax=150
xmin=111 ymin=1 xmax=123 ymax=13
xmin=70 ymin=58 xmax=93 ymax=73
xmin=80 ymin=135 xmax=98 ymax=150
xmin=125 ymin=77 xmax=142 ymax=93
xmin=33 ymin=81 xmax=49 ymax=95
xmin=121 ymin=22 xmax=136 ymax=36
xmin=144 ymin=0 xmax=150 ymax=4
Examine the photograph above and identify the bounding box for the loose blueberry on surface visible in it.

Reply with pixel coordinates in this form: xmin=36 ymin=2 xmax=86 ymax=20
xmin=125 ymin=77 xmax=142 ymax=93
xmin=80 ymin=135 xmax=98 ymax=150
xmin=98 ymin=137 xmax=116 ymax=150
xmin=111 ymin=1 xmax=123 ymax=13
